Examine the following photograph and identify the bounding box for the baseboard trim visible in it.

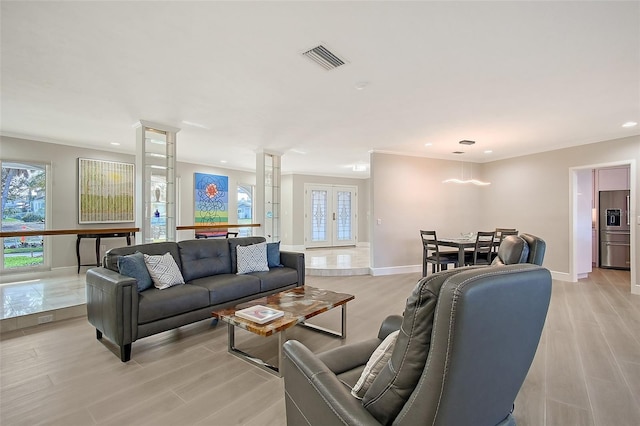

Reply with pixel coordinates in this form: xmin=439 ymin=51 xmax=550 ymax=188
xmin=371 ymin=265 xmax=421 ymax=276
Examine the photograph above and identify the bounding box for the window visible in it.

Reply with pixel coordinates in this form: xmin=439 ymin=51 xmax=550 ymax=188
xmin=1 ymin=161 xmax=48 ymax=270
xmin=237 ymin=184 xmax=253 ymax=237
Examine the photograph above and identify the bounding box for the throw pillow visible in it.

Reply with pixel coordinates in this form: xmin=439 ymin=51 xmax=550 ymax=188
xmin=351 ymin=330 xmax=400 ymax=399
xmin=117 ymin=251 xmax=153 ymax=292
xmin=143 ymin=252 xmax=185 ymax=290
xmin=236 ymin=242 xmax=269 ymax=274
xmin=266 ymin=241 xmax=283 ymax=268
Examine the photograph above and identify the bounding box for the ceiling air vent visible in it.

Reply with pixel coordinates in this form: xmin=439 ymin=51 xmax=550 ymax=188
xmin=302 ymin=45 xmax=345 ymax=70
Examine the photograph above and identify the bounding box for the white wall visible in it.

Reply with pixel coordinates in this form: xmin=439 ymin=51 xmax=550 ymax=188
xmin=370 ymin=153 xmax=485 ymax=271
xmin=370 ymin=135 xmax=639 ymax=291
xmin=1 ymin=136 xmax=136 ymax=273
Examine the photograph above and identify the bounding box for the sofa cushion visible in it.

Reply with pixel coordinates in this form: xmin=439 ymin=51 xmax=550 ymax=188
xmin=138 ymin=284 xmax=210 ymax=324
xmin=237 ymin=242 xmax=269 ymax=274
xmin=144 ymin=252 xmax=185 ymax=290
xmin=228 ymin=237 xmax=266 ymax=273
xmin=117 ymin=251 xmax=153 ymax=292
xmin=105 ymin=242 xmax=181 ymax=272
xmin=249 ymin=267 xmax=299 ymax=293
xmin=178 ymin=239 xmax=231 ymax=282
xmin=267 ymin=242 xmax=283 ymax=268
xmin=190 ymin=274 xmax=261 ymax=305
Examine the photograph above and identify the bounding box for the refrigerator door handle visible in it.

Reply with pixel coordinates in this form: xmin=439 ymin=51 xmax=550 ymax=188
xmin=627 ymin=195 xmax=630 ymax=226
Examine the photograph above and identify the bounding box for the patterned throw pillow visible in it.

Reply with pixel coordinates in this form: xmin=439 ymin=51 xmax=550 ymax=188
xmin=236 ymin=242 xmax=269 ymax=274
xmin=143 ymin=252 xmax=185 ymax=289
xmin=117 ymin=251 xmax=153 ymax=292
xmin=351 ymin=330 xmax=400 ymax=399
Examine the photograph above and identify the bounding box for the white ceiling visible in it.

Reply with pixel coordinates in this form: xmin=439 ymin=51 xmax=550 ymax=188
xmin=1 ymin=1 xmax=639 ymax=177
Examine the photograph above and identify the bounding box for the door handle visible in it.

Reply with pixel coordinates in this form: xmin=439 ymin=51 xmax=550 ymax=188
xmin=627 ymin=195 xmax=630 ymax=226
xmin=333 ymin=212 xmax=336 ymax=220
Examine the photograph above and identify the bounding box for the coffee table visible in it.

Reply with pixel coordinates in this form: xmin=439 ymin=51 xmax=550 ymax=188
xmin=212 ymin=286 xmax=354 ymax=377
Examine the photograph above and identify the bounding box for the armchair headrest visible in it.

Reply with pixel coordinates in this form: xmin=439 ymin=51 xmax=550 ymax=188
xmin=520 ymin=233 xmax=546 ymax=265
xmin=492 ymin=235 xmax=529 ymax=265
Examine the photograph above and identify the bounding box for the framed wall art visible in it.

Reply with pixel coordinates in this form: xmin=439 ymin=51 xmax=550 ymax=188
xmin=194 ymin=172 xmax=229 ymax=226
xmin=78 ymin=158 xmax=135 ymax=224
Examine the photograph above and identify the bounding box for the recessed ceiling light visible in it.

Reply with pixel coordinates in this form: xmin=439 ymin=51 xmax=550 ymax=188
xmin=352 ymin=164 xmax=367 ymax=172
xmin=459 ymin=140 xmax=475 ymax=145
xmin=110 ymin=142 xmax=120 ymax=146
xmin=484 ymin=150 xmax=493 ymax=154
xmin=452 ymin=151 xmax=465 ymax=154
xmin=290 ymin=149 xmax=307 ymax=155
xmin=424 ymin=143 xmax=433 ymax=147
xmin=622 ymin=121 xmax=638 ymax=128
xmin=355 ymin=81 xmax=370 ymax=90
xmin=220 ymin=160 xmax=227 ymax=164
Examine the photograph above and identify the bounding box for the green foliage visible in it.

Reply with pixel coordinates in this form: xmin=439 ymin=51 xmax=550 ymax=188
xmin=4 ymin=256 xmax=44 ymax=268
xmin=5 ymin=247 xmax=42 ymax=254
xmin=21 ymin=212 xmax=44 ymax=222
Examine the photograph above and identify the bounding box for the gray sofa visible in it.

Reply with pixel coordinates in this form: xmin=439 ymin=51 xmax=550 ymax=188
xmin=86 ymin=236 xmax=305 ymax=362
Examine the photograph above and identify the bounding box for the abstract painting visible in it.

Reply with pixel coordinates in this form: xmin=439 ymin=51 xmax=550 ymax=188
xmin=194 ymin=173 xmax=229 ymax=227
xmin=78 ymin=158 xmax=135 ymax=223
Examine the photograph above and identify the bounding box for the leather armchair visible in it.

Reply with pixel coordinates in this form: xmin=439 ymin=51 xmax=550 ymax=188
xmin=492 ymin=233 xmax=546 ymax=266
xmin=283 ymin=264 xmax=552 ymax=426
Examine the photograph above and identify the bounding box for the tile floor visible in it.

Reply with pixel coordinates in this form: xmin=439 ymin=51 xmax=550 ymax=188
xmin=0 ymin=246 xmax=371 ymax=331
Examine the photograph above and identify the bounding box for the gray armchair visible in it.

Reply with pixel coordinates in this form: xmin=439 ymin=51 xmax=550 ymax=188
xmin=283 ymin=264 xmax=552 ymax=425
xmin=492 ymin=233 xmax=546 ymax=266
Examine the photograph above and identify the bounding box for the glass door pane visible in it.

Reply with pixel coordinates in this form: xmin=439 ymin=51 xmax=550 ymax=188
xmin=336 ymin=190 xmax=353 ymax=242
xmin=1 ymin=162 xmax=46 ymax=270
xmin=237 ymin=184 xmax=253 ymax=237
xmin=311 ymin=189 xmax=329 ymax=244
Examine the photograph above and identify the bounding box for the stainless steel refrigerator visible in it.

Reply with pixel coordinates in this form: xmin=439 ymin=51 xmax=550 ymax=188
xmin=599 ymin=190 xmax=631 ymax=269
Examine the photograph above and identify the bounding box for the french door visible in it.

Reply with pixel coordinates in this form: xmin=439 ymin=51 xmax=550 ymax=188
xmin=305 ymin=185 xmax=357 ymax=248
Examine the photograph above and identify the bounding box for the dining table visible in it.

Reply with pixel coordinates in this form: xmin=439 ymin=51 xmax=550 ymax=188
xmin=437 ymin=236 xmax=477 ymax=267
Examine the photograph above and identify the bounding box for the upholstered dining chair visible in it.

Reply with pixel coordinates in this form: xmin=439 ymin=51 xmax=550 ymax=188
xmin=282 ymin=264 xmax=552 ymax=426
xmin=465 ymin=231 xmax=496 ymax=265
xmin=420 ymin=230 xmax=459 ymax=276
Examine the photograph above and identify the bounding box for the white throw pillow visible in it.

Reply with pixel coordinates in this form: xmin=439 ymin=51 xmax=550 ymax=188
xmin=143 ymin=252 xmax=185 ymax=289
xmin=351 ymin=330 xmax=400 ymax=399
xmin=236 ymin=242 xmax=269 ymax=274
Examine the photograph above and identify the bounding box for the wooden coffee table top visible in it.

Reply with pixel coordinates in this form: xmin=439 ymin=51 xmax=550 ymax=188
xmin=212 ymin=286 xmax=354 ymax=337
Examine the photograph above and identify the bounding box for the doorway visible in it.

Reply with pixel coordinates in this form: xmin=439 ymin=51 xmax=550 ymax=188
xmin=570 ymin=160 xmax=637 ymax=294
xmin=304 ymin=184 xmax=357 ymax=248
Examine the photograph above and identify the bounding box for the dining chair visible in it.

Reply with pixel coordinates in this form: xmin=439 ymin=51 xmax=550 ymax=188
xmin=420 ymin=230 xmax=459 ymax=276
xmin=465 ymin=231 xmax=496 ymax=265
xmin=493 ymin=228 xmax=518 ymax=261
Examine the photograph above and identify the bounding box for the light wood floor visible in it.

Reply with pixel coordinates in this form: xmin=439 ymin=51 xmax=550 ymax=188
xmin=1 ymin=268 xmax=639 ymax=425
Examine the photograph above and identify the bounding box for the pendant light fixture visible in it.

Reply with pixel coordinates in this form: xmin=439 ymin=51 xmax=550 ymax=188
xmin=443 ymin=142 xmax=491 ymax=185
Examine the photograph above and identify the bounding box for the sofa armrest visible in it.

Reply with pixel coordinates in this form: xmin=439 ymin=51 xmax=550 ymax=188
xmin=85 ymin=267 xmax=139 ymax=348
xmin=283 ymin=340 xmax=380 ymax=426
xmin=280 ymin=251 xmax=305 ymax=286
